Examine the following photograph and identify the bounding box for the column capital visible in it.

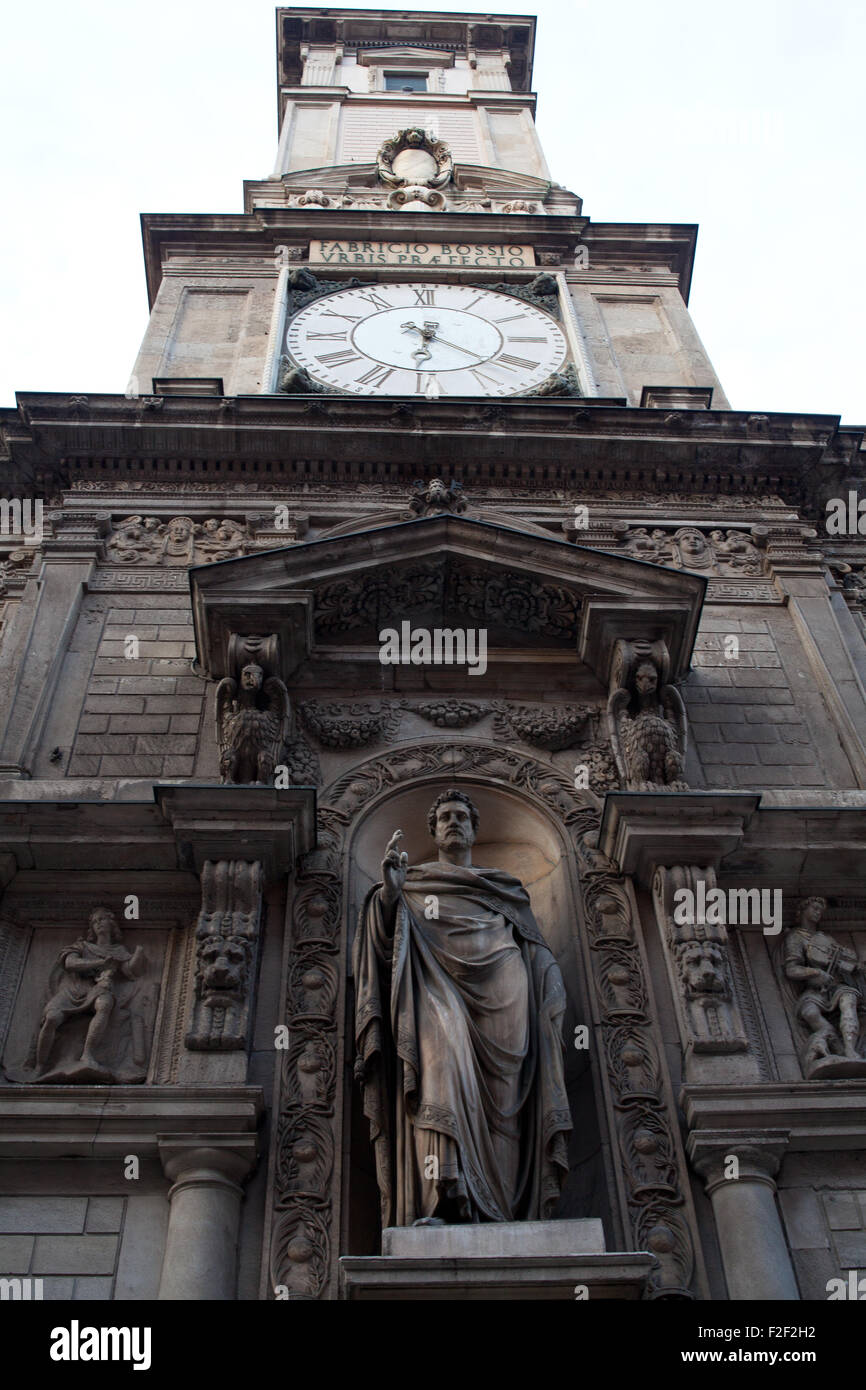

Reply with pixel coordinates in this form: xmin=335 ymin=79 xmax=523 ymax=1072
xmin=158 ymin=1132 xmax=259 ymax=1190
xmin=687 ymin=1129 xmax=790 ymax=1193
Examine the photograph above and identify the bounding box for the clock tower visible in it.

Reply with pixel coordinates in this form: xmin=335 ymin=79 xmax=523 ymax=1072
xmin=0 ymin=6 xmax=865 ymax=1313
xmin=131 ymin=6 xmax=729 ymax=411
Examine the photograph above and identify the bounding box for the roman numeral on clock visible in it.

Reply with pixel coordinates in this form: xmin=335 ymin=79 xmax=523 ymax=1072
xmin=471 ymin=368 xmax=501 ymax=389
xmin=306 ymin=332 xmax=347 ymax=341
xmin=494 ymin=353 xmax=538 ymax=372
xmin=507 ymin=337 xmax=547 ymax=343
xmin=356 ymin=364 xmax=394 ymax=388
xmin=356 ymin=292 xmax=391 ymax=311
xmin=319 ymin=309 xmax=362 ymax=323
xmin=494 ymin=313 xmax=526 ymax=323
xmin=316 ymin=349 xmax=361 ymax=366
xmin=412 ymin=287 xmax=436 ymax=305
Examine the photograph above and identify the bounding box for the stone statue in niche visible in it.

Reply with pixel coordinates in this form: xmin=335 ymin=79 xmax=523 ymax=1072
xmin=216 ymin=661 xmax=291 ymax=784
xmin=31 ymin=908 xmax=150 ymax=1083
xmin=783 ymin=896 xmax=866 ymax=1077
xmin=353 ymin=788 xmax=572 ymax=1228
xmin=608 ymin=640 xmax=688 ymax=791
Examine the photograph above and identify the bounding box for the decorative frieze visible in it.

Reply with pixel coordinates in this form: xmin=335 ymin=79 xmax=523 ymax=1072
xmin=313 ymin=560 xmax=581 ymax=639
xmin=298 ymin=700 xmax=405 ymax=749
xmin=106 ymin=514 xmax=252 ymax=566
xmin=614 ymin=524 xmax=768 ymax=577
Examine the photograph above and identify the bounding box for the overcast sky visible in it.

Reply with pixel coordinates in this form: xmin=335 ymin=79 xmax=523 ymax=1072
xmin=1 ymin=0 xmax=863 ymax=423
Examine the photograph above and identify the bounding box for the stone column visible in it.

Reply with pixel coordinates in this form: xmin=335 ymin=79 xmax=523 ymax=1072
xmin=689 ymin=1132 xmax=798 ymax=1301
xmin=157 ymin=1135 xmax=258 ymax=1300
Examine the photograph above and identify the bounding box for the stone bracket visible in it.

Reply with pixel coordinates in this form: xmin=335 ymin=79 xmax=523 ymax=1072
xmin=185 ymin=860 xmax=264 ymax=1052
xmin=652 ymin=865 xmax=749 ymax=1057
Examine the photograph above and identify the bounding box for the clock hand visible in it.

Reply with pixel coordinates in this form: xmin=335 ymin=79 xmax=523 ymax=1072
xmin=424 ymin=333 xmax=485 ymax=361
xmin=401 ymin=320 xmax=439 ymax=367
xmin=400 ymin=320 xmax=486 ymax=364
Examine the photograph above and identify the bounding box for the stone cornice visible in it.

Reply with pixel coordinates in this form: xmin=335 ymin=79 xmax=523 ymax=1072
xmin=2 ymin=395 xmax=860 ymax=519
xmin=681 ymin=1082 xmax=866 ymax=1150
xmin=0 ymin=785 xmax=317 ymax=877
xmin=136 ymin=209 xmax=704 ymax=305
xmin=599 ymin=792 xmax=761 ymax=884
xmin=599 ymin=790 xmax=866 ymax=895
xmin=0 ymin=1085 xmax=263 ymax=1159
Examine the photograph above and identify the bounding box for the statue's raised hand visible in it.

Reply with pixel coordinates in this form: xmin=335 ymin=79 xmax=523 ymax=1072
xmin=381 ymin=830 xmax=409 ymax=909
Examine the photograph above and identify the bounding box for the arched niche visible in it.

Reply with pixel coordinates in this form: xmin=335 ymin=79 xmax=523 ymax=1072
xmin=340 ymin=774 xmax=614 ymax=1256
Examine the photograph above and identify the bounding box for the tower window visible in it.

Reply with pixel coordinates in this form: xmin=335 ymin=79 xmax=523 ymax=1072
xmin=384 ymin=72 xmax=428 ymax=92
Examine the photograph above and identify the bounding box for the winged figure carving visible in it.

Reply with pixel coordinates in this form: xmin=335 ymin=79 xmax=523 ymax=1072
xmin=608 ymin=650 xmax=688 ymax=791
xmin=216 ymin=662 xmax=291 ymax=784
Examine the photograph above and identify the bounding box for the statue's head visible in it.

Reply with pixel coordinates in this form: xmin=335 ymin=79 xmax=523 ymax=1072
xmin=88 ymin=908 xmax=121 ymax=945
xmin=680 ymin=530 xmax=706 ymax=554
xmin=240 ymin=663 xmax=264 ymax=691
xmin=427 ymin=788 xmax=479 ymax=852
xmin=168 ymin=517 xmax=192 ymax=539
xmin=797 ymin=896 xmax=827 ymax=929
xmin=634 ymin=661 xmax=659 ymax=699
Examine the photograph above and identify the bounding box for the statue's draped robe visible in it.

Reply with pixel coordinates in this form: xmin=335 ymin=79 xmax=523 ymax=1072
xmin=353 ymin=861 xmax=572 ymax=1226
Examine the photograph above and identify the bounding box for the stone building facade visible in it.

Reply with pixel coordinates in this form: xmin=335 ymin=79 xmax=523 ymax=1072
xmin=0 ymin=7 xmax=864 ymax=1302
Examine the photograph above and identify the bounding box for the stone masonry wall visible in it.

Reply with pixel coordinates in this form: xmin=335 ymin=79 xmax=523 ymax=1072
xmin=67 ymin=596 xmax=203 ymax=780
xmin=683 ymin=608 xmax=835 ymax=790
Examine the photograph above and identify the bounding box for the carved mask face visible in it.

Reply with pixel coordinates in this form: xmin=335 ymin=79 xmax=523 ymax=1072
xmin=433 ymin=800 xmax=476 ymax=852
xmin=241 ymin=664 xmax=264 ymax=691
xmin=681 ymin=942 xmax=725 ymax=992
xmin=634 ymin=663 xmax=658 ymax=698
xmin=200 ymin=937 xmax=248 ymax=997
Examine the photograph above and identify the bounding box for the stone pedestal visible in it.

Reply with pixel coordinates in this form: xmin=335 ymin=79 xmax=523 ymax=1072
xmin=341 ymin=1219 xmax=654 ymax=1300
xmin=157 ymin=1136 xmax=258 ymax=1301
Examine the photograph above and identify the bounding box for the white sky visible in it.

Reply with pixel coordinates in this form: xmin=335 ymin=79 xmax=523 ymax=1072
xmin=1 ymin=0 xmax=863 ymax=423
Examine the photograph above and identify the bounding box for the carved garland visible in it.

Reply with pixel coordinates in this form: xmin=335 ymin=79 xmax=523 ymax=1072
xmin=266 ymin=740 xmax=702 ymax=1300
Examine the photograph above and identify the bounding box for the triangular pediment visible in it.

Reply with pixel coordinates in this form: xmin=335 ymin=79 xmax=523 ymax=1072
xmin=190 ymin=513 xmax=705 ymax=686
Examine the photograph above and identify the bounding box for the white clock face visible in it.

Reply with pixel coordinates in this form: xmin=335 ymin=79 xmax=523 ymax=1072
xmin=285 ymin=282 xmax=569 ymax=397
